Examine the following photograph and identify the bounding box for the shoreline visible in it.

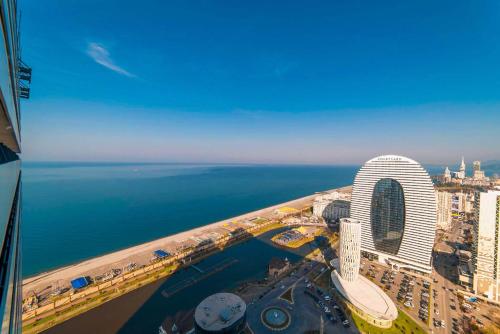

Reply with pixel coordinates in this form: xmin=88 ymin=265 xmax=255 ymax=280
xmin=22 ymin=185 xmax=351 ymax=297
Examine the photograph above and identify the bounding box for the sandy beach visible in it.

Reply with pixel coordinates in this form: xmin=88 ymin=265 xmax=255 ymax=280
xmin=22 ymin=186 xmax=350 ymax=298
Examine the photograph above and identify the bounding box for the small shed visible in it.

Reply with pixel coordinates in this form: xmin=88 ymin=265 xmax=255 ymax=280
xmin=71 ymin=277 xmax=89 ymax=290
xmin=154 ymin=249 xmax=169 ymax=259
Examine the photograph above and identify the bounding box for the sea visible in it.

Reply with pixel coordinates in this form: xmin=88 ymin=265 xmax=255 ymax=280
xmin=21 ymin=161 xmax=491 ymax=278
xmin=21 ymin=163 xmax=358 ymax=278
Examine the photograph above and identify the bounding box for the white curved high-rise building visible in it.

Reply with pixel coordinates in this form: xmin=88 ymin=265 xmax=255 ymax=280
xmin=351 ymin=155 xmax=437 ymax=274
xmin=339 ymin=218 xmax=361 ymax=282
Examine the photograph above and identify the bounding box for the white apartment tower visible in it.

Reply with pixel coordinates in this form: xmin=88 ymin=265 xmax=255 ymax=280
xmin=472 ymin=190 xmax=500 ymax=302
xmin=351 ymin=155 xmax=437 ymax=274
xmin=436 ymin=191 xmax=452 ymax=230
xmin=339 ymin=218 xmax=361 ymax=282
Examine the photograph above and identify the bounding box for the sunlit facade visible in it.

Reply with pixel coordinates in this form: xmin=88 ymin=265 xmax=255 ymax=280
xmin=351 ymin=155 xmax=437 ymax=274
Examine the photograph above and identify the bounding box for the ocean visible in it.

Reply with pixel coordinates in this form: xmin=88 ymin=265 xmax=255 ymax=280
xmin=22 ymin=163 xmax=358 ymax=277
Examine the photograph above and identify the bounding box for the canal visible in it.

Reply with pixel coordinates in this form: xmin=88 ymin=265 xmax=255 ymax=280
xmin=44 ymin=228 xmax=315 ymax=334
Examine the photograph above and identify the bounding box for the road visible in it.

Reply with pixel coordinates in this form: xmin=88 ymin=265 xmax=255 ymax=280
xmin=432 ymin=219 xmax=464 ymax=333
xmin=246 ymin=253 xmax=357 ymax=333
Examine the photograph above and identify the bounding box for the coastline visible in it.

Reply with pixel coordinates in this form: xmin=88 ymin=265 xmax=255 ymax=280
xmin=22 ymin=185 xmax=351 ymax=297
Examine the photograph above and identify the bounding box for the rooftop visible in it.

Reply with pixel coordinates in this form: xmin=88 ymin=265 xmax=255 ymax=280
xmin=330 ymin=260 xmax=398 ymax=321
xmin=194 ymin=293 xmax=246 ymax=331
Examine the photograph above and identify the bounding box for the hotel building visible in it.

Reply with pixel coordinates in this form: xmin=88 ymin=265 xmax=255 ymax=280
xmin=472 ymin=190 xmax=500 ymax=302
xmin=0 ymin=1 xmax=30 ymax=332
xmin=351 ymin=155 xmax=437 ymax=274
xmin=331 ymin=218 xmax=397 ymax=328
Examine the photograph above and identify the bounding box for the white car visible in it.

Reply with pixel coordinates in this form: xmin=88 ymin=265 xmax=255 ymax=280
xmin=404 ymin=301 xmax=414 ymax=308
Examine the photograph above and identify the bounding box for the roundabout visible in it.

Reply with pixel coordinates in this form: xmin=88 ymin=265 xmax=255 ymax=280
xmin=261 ymin=306 xmax=291 ymax=330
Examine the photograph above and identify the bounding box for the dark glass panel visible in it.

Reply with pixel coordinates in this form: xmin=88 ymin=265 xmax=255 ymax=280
xmin=370 ymin=178 xmax=405 ymax=254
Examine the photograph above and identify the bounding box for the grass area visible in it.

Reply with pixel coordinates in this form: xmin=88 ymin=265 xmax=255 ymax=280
xmin=314 ymin=269 xmax=331 ymax=290
xmin=279 ymin=287 xmax=294 ymax=304
xmin=351 ymin=309 xmax=427 ymax=334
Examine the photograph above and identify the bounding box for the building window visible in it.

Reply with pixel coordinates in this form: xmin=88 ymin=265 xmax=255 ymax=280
xmin=370 ymin=178 xmax=405 ymax=254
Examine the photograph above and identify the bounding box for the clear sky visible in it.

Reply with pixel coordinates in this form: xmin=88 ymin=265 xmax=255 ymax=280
xmin=20 ymin=0 xmax=500 ymax=164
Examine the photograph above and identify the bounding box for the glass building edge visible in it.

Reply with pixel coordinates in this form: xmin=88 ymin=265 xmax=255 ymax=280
xmin=0 ymin=170 xmax=21 ymax=334
xmin=0 ymin=0 xmax=22 ymax=152
xmin=0 ymin=0 xmax=23 ymax=332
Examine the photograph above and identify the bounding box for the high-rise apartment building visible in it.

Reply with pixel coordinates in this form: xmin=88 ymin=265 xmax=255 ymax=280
xmin=472 ymin=161 xmax=486 ymax=181
xmin=339 ymin=218 xmax=361 ymax=282
xmin=0 ymin=1 xmax=30 ymax=332
xmin=331 ymin=218 xmax=397 ymax=328
xmin=351 ymin=155 xmax=437 ymax=274
xmin=472 ymin=190 xmax=500 ymax=302
xmin=436 ymin=191 xmax=452 ymax=230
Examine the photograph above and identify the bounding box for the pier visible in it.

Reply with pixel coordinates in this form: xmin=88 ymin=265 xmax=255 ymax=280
xmin=161 ymin=258 xmax=239 ymax=298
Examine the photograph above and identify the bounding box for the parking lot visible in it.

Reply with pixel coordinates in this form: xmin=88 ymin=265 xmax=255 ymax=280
xmin=359 ymin=259 xmax=432 ymax=331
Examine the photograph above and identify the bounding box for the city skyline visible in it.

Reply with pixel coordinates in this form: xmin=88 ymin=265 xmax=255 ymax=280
xmin=20 ymin=1 xmax=500 ymax=164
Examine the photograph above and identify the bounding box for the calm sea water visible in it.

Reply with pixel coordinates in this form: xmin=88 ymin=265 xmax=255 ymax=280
xmin=21 ymin=163 xmax=358 ymax=277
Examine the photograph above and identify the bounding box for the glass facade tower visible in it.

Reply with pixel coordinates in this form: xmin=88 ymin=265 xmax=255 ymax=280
xmin=0 ymin=1 xmax=29 ymax=332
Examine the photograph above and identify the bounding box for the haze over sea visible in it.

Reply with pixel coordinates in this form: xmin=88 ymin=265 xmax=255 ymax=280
xmin=21 ymin=162 xmax=492 ymax=278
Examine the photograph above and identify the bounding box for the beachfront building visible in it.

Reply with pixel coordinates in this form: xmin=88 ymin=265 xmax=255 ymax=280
xmin=0 ymin=1 xmax=30 ymax=333
xmin=312 ymin=191 xmax=351 ymax=222
xmin=472 ymin=190 xmax=500 ymax=302
xmin=351 ymin=155 xmax=437 ymax=274
xmin=331 ymin=218 xmax=398 ymax=328
xmin=194 ymin=293 xmax=247 ymax=334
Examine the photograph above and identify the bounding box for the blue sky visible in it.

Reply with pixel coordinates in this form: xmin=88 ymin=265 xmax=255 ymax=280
xmin=20 ymin=0 xmax=500 ymax=164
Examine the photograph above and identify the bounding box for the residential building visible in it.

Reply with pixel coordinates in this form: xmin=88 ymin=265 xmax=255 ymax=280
xmin=436 ymin=191 xmax=452 ymax=230
xmin=351 ymin=155 xmax=437 ymax=274
xmin=331 ymin=218 xmax=397 ymax=328
xmin=472 ymin=161 xmax=486 ymax=181
xmin=443 ymin=166 xmax=451 ymax=183
xmin=339 ymin=218 xmax=361 ymax=282
xmin=0 ymin=1 xmax=30 ymax=333
xmin=472 ymin=190 xmax=500 ymax=302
